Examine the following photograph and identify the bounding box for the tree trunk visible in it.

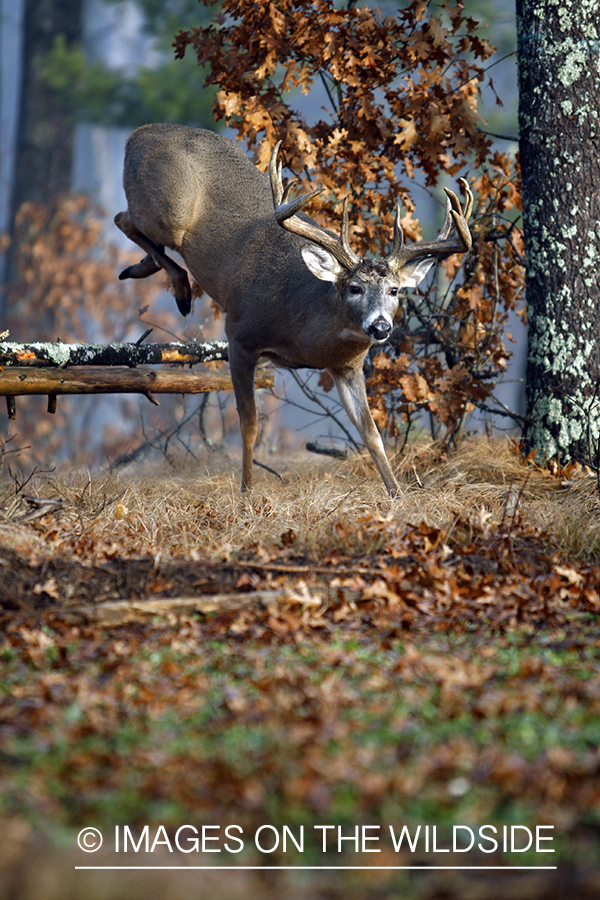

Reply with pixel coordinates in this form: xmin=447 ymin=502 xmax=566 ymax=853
xmin=517 ymin=0 xmax=600 ymax=466
xmin=3 ymin=0 xmax=84 ymax=304
xmin=11 ymin=0 xmax=84 ymax=219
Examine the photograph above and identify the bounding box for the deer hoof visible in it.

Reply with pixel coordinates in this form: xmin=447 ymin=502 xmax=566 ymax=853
xmin=174 ymin=274 xmax=192 ymax=316
xmin=119 ymin=255 xmax=161 ymax=280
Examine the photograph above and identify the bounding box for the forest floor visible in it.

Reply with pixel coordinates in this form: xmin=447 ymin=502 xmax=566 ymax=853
xmin=2 ymin=436 xmax=600 ymax=900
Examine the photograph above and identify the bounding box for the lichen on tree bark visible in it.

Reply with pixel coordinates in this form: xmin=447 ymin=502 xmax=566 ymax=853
xmin=517 ymin=0 xmax=600 ymax=465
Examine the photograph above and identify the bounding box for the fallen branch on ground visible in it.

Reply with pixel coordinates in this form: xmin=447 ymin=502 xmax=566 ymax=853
xmin=53 ymin=591 xmax=283 ymax=627
xmin=306 ymin=441 xmax=349 ymax=459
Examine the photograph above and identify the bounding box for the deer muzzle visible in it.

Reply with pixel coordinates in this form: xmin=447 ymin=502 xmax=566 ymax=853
xmin=365 ymin=315 xmax=393 ymax=343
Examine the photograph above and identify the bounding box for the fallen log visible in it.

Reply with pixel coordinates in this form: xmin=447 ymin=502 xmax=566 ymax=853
xmin=0 ymin=366 xmax=273 ymax=417
xmin=0 ymin=338 xmax=229 ymax=367
xmin=54 ymin=591 xmax=282 ymax=627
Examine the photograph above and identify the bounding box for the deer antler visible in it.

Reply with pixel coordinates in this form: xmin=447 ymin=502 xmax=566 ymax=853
xmin=387 ymin=179 xmax=473 ymax=273
xmin=269 ymin=142 xmax=360 ymax=271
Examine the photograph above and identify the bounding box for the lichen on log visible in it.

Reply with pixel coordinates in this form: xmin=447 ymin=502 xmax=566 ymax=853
xmin=0 ymin=339 xmax=229 ymax=368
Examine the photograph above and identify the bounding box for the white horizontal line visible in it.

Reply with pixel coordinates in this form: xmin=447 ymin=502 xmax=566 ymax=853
xmin=75 ymin=866 xmax=558 ymax=871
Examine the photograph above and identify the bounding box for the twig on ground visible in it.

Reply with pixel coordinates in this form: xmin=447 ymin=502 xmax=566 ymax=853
xmin=306 ymin=441 xmax=349 ymax=459
xmin=253 ymin=458 xmax=288 ymax=483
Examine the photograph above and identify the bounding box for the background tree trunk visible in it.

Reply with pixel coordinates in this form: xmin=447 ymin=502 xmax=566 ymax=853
xmin=4 ymin=0 xmax=84 ymax=298
xmin=11 ymin=0 xmax=83 ymax=217
xmin=517 ymin=0 xmax=600 ymax=466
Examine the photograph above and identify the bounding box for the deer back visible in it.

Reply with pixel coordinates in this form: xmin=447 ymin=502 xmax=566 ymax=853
xmin=123 ymin=125 xmax=324 ymax=320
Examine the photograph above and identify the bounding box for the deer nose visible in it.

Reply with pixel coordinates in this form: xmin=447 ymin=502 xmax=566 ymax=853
xmin=367 ymin=317 xmax=392 ymax=342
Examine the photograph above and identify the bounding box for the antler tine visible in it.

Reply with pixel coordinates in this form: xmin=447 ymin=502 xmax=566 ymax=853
xmin=441 ymin=179 xmax=473 ymax=249
xmin=274 ymin=187 xmax=325 ymax=223
xmin=388 ymin=179 xmax=473 ymax=272
xmin=437 ymin=192 xmax=456 ymax=242
xmin=459 ymin=177 xmax=474 ymax=222
xmin=269 ymin=141 xmax=360 ymax=271
xmin=269 ymin=141 xmax=322 ymax=220
xmin=390 ymin=203 xmax=406 ymax=257
xmin=269 ymin=142 xmax=284 ymax=206
xmin=340 ymin=197 xmax=354 ymax=259
xmin=281 ymin=177 xmax=298 ymax=204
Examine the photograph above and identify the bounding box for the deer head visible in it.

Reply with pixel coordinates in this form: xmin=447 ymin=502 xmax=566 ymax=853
xmin=270 ymin=140 xmax=473 ymax=341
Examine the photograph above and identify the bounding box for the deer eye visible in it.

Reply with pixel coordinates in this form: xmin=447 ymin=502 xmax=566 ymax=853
xmin=389 ymin=286 xmax=398 ymax=297
xmin=349 ymin=284 xmax=363 ymax=296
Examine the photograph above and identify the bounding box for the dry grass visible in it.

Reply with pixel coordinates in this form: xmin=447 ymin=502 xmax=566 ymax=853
xmin=2 ymin=436 xmax=600 ymax=565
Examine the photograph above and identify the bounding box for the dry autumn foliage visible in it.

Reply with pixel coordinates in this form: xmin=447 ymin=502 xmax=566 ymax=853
xmin=6 ymin=195 xmax=164 ymax=343
xmin=176 ymin=0 xmax=524 ymax=443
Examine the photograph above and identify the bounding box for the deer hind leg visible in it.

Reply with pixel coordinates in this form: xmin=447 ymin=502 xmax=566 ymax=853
xmin=228 ymin=343 xmax=260 ymax=492
xmin=329 ymin=362 xmax=400 ymax=499
xmin=114 ymin=210 xmax=192 ymax=316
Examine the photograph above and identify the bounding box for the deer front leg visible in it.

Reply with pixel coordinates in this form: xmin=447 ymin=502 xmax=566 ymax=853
xmin=329 ymin=361 xmax=400 ymax=498
xmin=228 ymin=342 xmax=260 ymax=492
xmin=114 ymin=210 xmax=192 ymax=316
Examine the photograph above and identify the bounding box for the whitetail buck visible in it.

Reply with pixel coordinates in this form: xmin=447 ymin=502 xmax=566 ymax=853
xmin=115 ymin=124 xmax=473 ymax=496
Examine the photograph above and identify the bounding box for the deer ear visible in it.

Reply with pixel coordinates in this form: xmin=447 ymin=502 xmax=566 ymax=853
xmin=397 ymin=257 xmax=436 ymax=288
xmin=301 ymin=245 xmax=344 ymax=283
